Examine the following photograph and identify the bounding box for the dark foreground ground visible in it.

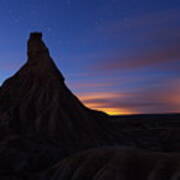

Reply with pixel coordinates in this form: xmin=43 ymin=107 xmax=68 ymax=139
xmin=113 ymin=113 xmax=180 ymax=122
xmin=0 ymin=113 xmax=179 ymax=179
xmin=109 ymin=113 xmax=180 ymax=152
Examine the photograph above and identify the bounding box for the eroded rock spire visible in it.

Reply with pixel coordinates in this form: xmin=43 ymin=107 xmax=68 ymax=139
xmin=25 ymin=32 xmax=64 ymax=81
xmin=27 ymin=32 xmax=50 ymax=61
xmin=0 ymin=32 xmax=106 ymax=141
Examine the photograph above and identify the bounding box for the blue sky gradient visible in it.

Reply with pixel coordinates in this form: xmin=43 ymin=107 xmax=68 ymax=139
xmin=0 ymin=0 xmax=179 ymax=114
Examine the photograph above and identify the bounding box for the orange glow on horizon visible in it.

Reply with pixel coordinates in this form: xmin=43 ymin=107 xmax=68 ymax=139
xmin=77 ymin=92 xmax=136 ymax=115
xmin=91 ymin=106 xmax=135 ymax=115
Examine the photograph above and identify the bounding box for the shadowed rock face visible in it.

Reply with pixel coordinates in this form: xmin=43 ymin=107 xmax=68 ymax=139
xmin=0 ymin=33 xmax=111 ymax=148
xmin=28 ymin=32 xmax=48 ymax=59
xmin=44 ymin=147 xmax=180 ymax=180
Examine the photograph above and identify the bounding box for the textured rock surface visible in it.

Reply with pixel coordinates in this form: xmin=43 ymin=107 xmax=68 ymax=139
xmin=43 ymin=147 xmax=180 ymax=180
xmin=0 ymin=32 xmax=113 ymax=149
xmin=0 ymin=33 xmax=179 ymax=179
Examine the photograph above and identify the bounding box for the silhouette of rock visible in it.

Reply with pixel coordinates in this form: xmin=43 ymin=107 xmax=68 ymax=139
xmin=0 ymin=32 xmax=113 ymax=149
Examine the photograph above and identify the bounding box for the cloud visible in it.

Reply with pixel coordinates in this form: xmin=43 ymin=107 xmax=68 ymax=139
xmin=0 ymin=52 xmax=24 ymax=73
xmin=65 ymin=9 xmax=180 ymax=115
xmin=70 ymin=82 xmax=113 ymax=89
xmin=0 ymin=62 xmax=20 ymax=71
xmin=77 ymin=92 xmax=136 ymax=115
xmin=97 ymin=8 xmax=180 ymax=39
xmin=90 ymin=8 xmax=180 ymax=73
xmin=94 ymin=44 xmax=180 ymax=72
xmin=76 ymin=77 xmax=180 ymax=115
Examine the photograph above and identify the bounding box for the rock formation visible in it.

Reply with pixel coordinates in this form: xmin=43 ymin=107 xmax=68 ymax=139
xmin=44 ymin=147 xmax=180 ymax=180
xmin=0 ymin=32 xmax=113 ymax=149
xmin=0 ymin=33 xmax=179 ymax=179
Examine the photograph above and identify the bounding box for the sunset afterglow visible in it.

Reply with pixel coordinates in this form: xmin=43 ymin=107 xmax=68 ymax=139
xmin=0 ymin=0 xmax=179 ymax=115
xmin=77 ymin=92 xmax=135 ymax=115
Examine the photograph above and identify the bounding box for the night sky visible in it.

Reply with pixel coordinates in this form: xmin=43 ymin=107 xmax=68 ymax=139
xmin=0 ymin=0 xmax=179 ymax=115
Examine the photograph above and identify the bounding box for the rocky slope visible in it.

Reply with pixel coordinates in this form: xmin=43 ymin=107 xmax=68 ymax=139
xmin=43 ymin=147 xmax=180 ymax=180
xmin=0 ymin=33 xmax=114 ymax=149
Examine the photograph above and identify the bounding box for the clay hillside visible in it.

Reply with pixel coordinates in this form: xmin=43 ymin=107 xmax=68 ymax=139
xmin=0 ymin=33 xmax=179 ymax=179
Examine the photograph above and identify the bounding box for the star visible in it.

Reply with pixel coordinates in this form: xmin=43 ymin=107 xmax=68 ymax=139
xmin=67 ymin=0 xmax=71 ymax=7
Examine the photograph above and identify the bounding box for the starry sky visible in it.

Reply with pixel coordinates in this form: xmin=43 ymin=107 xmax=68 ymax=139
xmin=0 ymin=0 xmax=179 ymax=115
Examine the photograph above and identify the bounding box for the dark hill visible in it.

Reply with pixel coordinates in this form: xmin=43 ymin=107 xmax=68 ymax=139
xmin=0 ymin=33 xmax=114 ymax=149
xmin=43 ymin=147 xmax=180 ymax=180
